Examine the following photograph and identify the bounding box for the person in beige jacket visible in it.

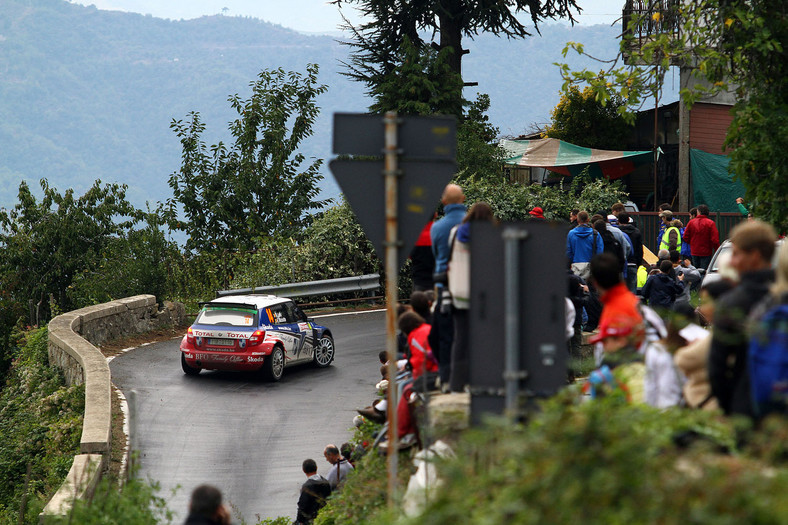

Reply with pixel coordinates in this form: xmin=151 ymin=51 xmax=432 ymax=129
xmin=674 ymin=278 xmax=735 ymax=410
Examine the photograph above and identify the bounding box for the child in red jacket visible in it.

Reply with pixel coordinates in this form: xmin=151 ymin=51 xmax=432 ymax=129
xmin=398 ymin=311 xmax=439 ymax=383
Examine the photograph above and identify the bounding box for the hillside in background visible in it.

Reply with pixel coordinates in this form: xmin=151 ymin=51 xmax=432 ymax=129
xmin=0 ymin=0 xmax=674 ymax=211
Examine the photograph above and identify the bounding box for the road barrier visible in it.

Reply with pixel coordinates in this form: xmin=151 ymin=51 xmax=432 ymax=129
xmin=215 ymin=274 xmax=381 ymax=300
xmin=42 ymin=297 xmax=185 ymax=522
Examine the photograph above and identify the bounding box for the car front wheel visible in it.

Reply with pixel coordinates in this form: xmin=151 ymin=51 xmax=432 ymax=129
xmin=262 ymin=346 xmax=284 ymax=382
xmin=181 ymin=353 xmax=201 ymax=376
xmin=313 ymin=335 xmax=335 ymax=368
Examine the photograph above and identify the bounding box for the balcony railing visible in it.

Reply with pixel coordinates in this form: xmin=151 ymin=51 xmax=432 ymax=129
xmin=622 ymin=0 xmax=682 ymax=51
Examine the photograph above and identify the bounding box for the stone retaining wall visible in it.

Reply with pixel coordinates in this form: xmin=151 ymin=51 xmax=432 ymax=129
xmin=41 ymin=295 xmax=186 ymax=522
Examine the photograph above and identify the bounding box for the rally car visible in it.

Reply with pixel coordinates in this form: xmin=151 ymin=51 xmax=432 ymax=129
xmin=179 ymin=294 xmax=334 ymax=381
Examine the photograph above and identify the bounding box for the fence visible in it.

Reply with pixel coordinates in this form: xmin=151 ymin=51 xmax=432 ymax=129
xmin=631 ymin=212 xmax=745 ymax=254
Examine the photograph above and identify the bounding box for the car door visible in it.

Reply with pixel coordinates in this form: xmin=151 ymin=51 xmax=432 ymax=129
xmin=285 ymin=301 xmax=314 ymax=362
xmin=264 ymin=303 xmax=302 ymax=362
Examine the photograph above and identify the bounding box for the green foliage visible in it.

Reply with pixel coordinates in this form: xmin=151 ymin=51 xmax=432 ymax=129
xmin=40 ymin=476 xmax=173 ymax=525
xmin=67 ymin=207 xmax=180 ymax=309
xmin=0 ymin=327 xmax=83 ymax=525
xmin=543 ymin=84 xmax=633 ymax=149
xmin=298 ymin=198 xmax=381 ymax=281
xmin=167 ymin=64 xmax=329 ymax=253
xmin=315 ymin=419 xmax=413 ymax=525
xmin=394 ymin=392 xmax=788 ymax=524
xmin=335 ymin=0 xmax=581 ymax=92
xmin=461 ymin=170 xmax=628 ymax=222
xmin=455 ymin=94 xmax=506 ymax=183
xmin=368 ymin=36 xmax=463 ymax=117
xmin=556 ymin=1 xmax=788 ymax=230
xmin=0 ymin=179 xmax=142 ymax=319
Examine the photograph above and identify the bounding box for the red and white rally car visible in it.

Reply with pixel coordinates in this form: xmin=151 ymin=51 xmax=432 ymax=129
xmin=179 ymin=295 xmax=334 ymax=381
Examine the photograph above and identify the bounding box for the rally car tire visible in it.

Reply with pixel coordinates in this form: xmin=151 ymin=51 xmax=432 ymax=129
xmin=262 ymin=346 xmax=285 ymax=382
xmin=181 ymin=353 xmax=201 ymax=376
xmin=313 ymin=335 xmax=335 ymax=368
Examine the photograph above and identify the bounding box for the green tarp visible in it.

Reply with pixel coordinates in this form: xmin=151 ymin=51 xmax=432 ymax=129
xmin=500 ymin=138 xmax=657 ymax=180
xmin=690 ymin=149 xmax=745 ymax=213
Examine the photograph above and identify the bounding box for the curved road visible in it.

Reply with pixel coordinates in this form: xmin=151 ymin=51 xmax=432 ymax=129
xmin=110 ymin=310 xmax=385 ymax=523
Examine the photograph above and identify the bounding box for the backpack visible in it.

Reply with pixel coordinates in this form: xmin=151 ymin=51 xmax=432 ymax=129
xmin=749 ymin=304 xmax=788 ymax=417
xmin=599 ymin=228 xmax=625 ymax=271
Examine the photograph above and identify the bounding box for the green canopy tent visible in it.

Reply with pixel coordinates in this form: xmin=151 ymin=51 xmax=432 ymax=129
xmin=689 ymin=148 xmax=744 ymax=213
xmin=500 ymin=138 xmax=658 ymax=179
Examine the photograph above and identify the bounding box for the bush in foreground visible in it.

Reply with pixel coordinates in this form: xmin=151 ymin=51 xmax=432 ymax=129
xmin=0 ymin=327 xmax=83 ymax=524
xmin=396 ymin=391 xmax=788 ymax=524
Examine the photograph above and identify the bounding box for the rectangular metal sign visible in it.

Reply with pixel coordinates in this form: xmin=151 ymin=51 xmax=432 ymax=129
xmin=333 ymin=113 xmax=456 ymax=160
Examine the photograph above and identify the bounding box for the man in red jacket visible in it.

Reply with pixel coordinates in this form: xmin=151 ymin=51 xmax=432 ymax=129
xmin=681 ymin=204 xmax=720 ymax=270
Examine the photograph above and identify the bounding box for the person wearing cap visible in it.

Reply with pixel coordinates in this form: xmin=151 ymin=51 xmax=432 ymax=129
xmin=618 ymin=211 xmax=643 ymax=292
xmin=658 ymin=211 xmax=682 ymax=253
xmin=589 ymin=252 xmax=644 ymax=366
xmin=587 ymin=316 xmax=647 ymax=403
xmin=604 ymin=213 xmax=634 ymax=280
xmin=655 ymin=203 xmax=672 ymax=247
xmin=529 ymin=206 xmax=546 ymax=220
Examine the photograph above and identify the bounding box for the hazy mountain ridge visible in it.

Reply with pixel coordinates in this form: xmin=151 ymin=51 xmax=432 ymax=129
xmin=0 ymin=0 xmax=646 ymax=210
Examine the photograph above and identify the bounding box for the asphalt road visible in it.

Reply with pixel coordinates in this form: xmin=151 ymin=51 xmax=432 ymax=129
xmin=109 ymin=309 xmax=385 ymax=523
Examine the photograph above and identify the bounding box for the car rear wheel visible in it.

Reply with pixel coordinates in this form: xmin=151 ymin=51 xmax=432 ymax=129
xmin=181 ymin=353 xmax=201 ymax=376
xmin=262 ymin=346 xmax=284 ymax=382
xmin=313 ymin=335 xmax=334 ymax=368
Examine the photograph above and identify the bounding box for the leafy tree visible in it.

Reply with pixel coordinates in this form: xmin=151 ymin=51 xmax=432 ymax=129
xmin=67 ymin=207 xmax=179 ymax=308
xmin=543 ymin=85 xmax=633 ymax=150
xmin=0 ymin=179 xmax=141 ymax=320
xmin=168 ymin=64 xmax=329 ymax=253
xmin=334 ymin=0 xmax=581 ymax=108
xmin=456 ymin=94 xmax=506 ymax=182
xmin=368 ymin=36 xmax=463 ymax=117
xmin=556 ymin=1 xmax=788 ymax=229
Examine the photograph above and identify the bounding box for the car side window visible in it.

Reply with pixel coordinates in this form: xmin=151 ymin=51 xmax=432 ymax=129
xmin=266 ymin=305 xmax=288 ymax=325
xmin=285 ymin=301 xmax=307 ymax=323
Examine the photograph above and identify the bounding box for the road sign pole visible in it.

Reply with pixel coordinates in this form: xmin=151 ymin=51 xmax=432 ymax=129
xmin=384 ymin=111 xmax=400 ymax=508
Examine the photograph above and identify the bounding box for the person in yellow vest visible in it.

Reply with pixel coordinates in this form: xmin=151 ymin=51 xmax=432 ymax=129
xmin=658 ymin=211 xmax=682 ymax=253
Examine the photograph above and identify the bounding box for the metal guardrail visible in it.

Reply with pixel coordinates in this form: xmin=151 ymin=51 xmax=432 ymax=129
xmin=215 ymin=274 xmax=381 ymax=299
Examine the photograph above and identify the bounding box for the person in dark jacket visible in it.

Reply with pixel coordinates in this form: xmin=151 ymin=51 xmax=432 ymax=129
xmin=409 ymin=217 xmax=436 ymax=291
xmin=641 ymin=259 xmax=685 ymax=311
xmin=618 ymin=211 xmax=643 ymax=291
xmin=184 ymin=485 xmax=230 ymax=525
xmin=295 ymin=459 xmax=332 ymax=525
xmin=709 ymin=220 xmax=777 ymax=418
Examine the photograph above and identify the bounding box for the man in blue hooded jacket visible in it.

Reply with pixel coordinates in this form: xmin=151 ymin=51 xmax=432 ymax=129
xmin=566 ymin=211 xmax=603 ymax=279
xmin=429 ymin=183 xmax=466 ymax=389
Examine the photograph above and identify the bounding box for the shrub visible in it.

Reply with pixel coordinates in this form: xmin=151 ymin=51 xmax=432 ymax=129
xmin=40 ymin=476 xmax=173 ymax=525
xmin=0 ymin=327 xmax=83 ymax=525
xmin=395 ymin=390 xmax=788 ymax=525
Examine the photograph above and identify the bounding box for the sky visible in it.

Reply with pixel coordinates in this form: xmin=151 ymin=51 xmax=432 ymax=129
xmin=70 ymin=0 xmax=626 ymax=34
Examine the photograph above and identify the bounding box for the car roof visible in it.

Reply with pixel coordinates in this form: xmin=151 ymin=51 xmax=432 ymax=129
xmin=204 ymin=294 xmax=291 ymax=310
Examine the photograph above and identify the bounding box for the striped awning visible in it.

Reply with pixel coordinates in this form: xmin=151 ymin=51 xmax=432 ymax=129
xmin=501 ymin=138 xmax=659 ymax=180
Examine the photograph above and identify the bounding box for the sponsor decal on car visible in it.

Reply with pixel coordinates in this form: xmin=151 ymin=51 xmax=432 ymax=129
xmin=191 ymin=329 xmax=250 ymax=339
xmin=247 ymin=357 xmax=265 ymax=363
xmin=192 ymin=354 xmax=244 ymax=363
